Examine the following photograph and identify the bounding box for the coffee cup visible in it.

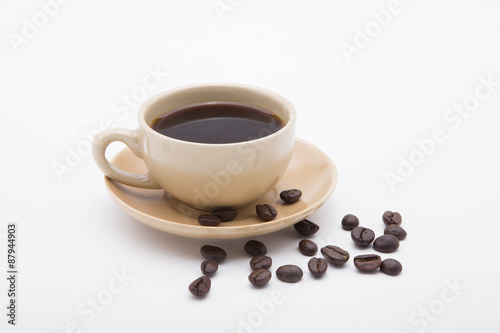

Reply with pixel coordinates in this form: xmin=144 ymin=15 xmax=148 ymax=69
xmin=92 ymin=83 xmax=296 ymax=210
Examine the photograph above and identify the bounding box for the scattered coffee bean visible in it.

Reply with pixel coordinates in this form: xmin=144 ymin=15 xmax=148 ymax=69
xmin=276 ymin=265 xmax=303 ymax=283
xmin=373 ymin=235 xmax=400 ymax=253
xmin=353 ymin=254 xmax=382 ymax=272
xmin=384 ymin=225 xmax=407 ymax=240
xmin=293 ymin=219 xmax=319 ymax=236
xmin=188 ymin=276 xmax=211 ymax=297
xmin=298 ymin=239 xmax=318 ymax=256
xmin=212 ymin=209 xmax=237 ymax=222
xmin=197 ymin=215 xmax=221 ymax=226
xmin=250 ymin=255 xmax=272 ymax=270
xmin=308 ymin=257 xmax=328 ymax=277
xmin=256 ymin=204 xmax=277 ymax=221
xmin=380 ymin=258 xmax=403 ymax=275
xmin=382 ymin=210 xmax=402 ymax=225
xmin=280 ymin=189 xmax=302 ymax=204
xmin=321 ymin=245 xmax=350 ymax=265
xmin=200 ymin=245 xmax=227 ymax=262
xmin=351 ymin=227 xmax=375 ymax=246
xmin=248 ymin=268 xmax=272 ymax=287
xmin=244 ymin=240 xmax=267 ymax=256
xmin=341 ymin=214 xmax=359 ymax=230
xmin=200 ymin=260 xmax=218 ymax=276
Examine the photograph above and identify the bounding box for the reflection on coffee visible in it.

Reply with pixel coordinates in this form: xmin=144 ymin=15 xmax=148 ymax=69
xmin=151 ymin=102 xmax=285 ymax=144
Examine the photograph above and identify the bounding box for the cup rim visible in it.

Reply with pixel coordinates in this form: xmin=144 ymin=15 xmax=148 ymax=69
xmin=137 ymin=83 xmax=296 ymax=147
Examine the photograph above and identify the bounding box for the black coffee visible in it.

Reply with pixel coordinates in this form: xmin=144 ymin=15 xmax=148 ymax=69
xmin=151 ymin=102 xmax=285 ymax=144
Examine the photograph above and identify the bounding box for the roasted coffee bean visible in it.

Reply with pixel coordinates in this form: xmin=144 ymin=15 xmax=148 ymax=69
xmin=298 ymin=239 xmax=318 ymax=256
xmin=256 ymin=204 xmax=277 ymax=221
xmin=212 ymin=209 xmax=237 ymax=222
xmin=197 ymin=215 xmax=221 ymax=226
xmin=321 ymin=245 xmax=350 ymax=265
xmin=353 ymin=254 xmax=382 ymax=272
xmin=308 ymin=257 xmax=328 ymax=277
xmin=341 ymin=214 xmax=359 ymax=230
xmin=373 ymin=235 xmax=400 ymax=253
xmin=382 ymin=210 xmax=402 ymax=225
xmin=351 ymin=227 xmax=375 ymax=246
xmin=280 ymin=189 xmax=302 ymax=204
xmin=380 ymin=258 xmax=403 ymax=275
xmin=293 ymin=219 xmax=319 ymax=236
xmin=244 ymin=240 xmax=267 ymax=256
xmin=248 ymin=268 xmax=272 ymax=287
xmin=384 ymin=225 xmax=407 ymax=240
xmin=188 ymin=276 xmax=211 ymax=297
xmin=200 ymin=245 xmax=227 ymax=262
xmin=250 ymin=255 xmax=272 ymax=270
xmin=276 ymin=265 xmax=303 ymax=283
xmin=200 ymin=260 xmax=218 ymax=276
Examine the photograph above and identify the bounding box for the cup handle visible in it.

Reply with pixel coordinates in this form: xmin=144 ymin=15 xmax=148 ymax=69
xmin=92 ymin=128 xmax=161 ymax=189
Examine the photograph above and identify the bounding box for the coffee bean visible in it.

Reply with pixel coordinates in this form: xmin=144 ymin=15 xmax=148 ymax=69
xmin=373 ymin=235 xmax=400 ymax=253
xmin=298 ymin=239 xmax=318 ymax=256
xmin=256 ymin=204 xmax=277 ymax=221
xmin=188 ymin=276 xmax=211 ymax=297
xmin=308 ymin=257 xmax=328 ymax=277
xmin=248 ymin=268 xmax=272 ymax=287
xmin=353 ymin=254 xmax=382 ymax=272
xmin=384 ymin=225 xmax=407 ymax=240
xmin=200 ymin=245 xmax=227 ymax=262
xmin=380 ymin=258 xmax=403 ymax=275
xmin=212 ymin=209 xmax=237 ymax=222
xmin=382 ymin=210 xmax=402 ymax=225
xmin=351 ymin=227 xmax=375 ymax=246
xmin=280 ymin=189 xmax=302 ymax=204
xmin=321 ymin=245 xmax=350 ymax=265
xmin=200 ymin=260 xmax=218 ymax=276
xmin=293 ymin=219 xmax=319 ymax=236
xmin=250 ymin=255 xmax=272 ymax=270
xmin=244 ymin=240 xmax=267 ymax=256
xmin=341 ymin=214 xmax=359 ymax=230
xmin=276 ymin=265 xmax=303 ymax=283
xmin=197 ymin=215 xmax=221 ymax=226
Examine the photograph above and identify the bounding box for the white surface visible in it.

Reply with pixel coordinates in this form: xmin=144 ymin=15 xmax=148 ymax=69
xmin=1 ymin=0 xmax=499 ymax=332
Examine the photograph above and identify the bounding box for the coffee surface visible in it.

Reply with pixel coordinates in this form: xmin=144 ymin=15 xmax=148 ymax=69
xmin=151 ymin=102 xmax=284 ymax=144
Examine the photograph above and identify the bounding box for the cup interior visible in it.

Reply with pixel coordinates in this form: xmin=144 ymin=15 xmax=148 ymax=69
xmin=140 ymin=84 xmax=295 ymax=139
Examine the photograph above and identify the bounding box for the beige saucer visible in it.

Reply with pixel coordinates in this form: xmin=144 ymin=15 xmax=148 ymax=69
xmin=104 ymin=138 xmax=338 ymax=239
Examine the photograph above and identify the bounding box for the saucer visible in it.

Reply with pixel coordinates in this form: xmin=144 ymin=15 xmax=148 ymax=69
xmin=104 ymin=138 xmax=338 ymax=239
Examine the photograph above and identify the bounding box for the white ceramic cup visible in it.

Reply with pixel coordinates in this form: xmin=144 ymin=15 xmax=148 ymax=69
xmin=93 ymin=83 xmax=296 ymax=210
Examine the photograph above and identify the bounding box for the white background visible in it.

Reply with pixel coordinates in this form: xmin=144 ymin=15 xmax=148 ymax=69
xmin=1 ymin=0 xmax=500 ymax=332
